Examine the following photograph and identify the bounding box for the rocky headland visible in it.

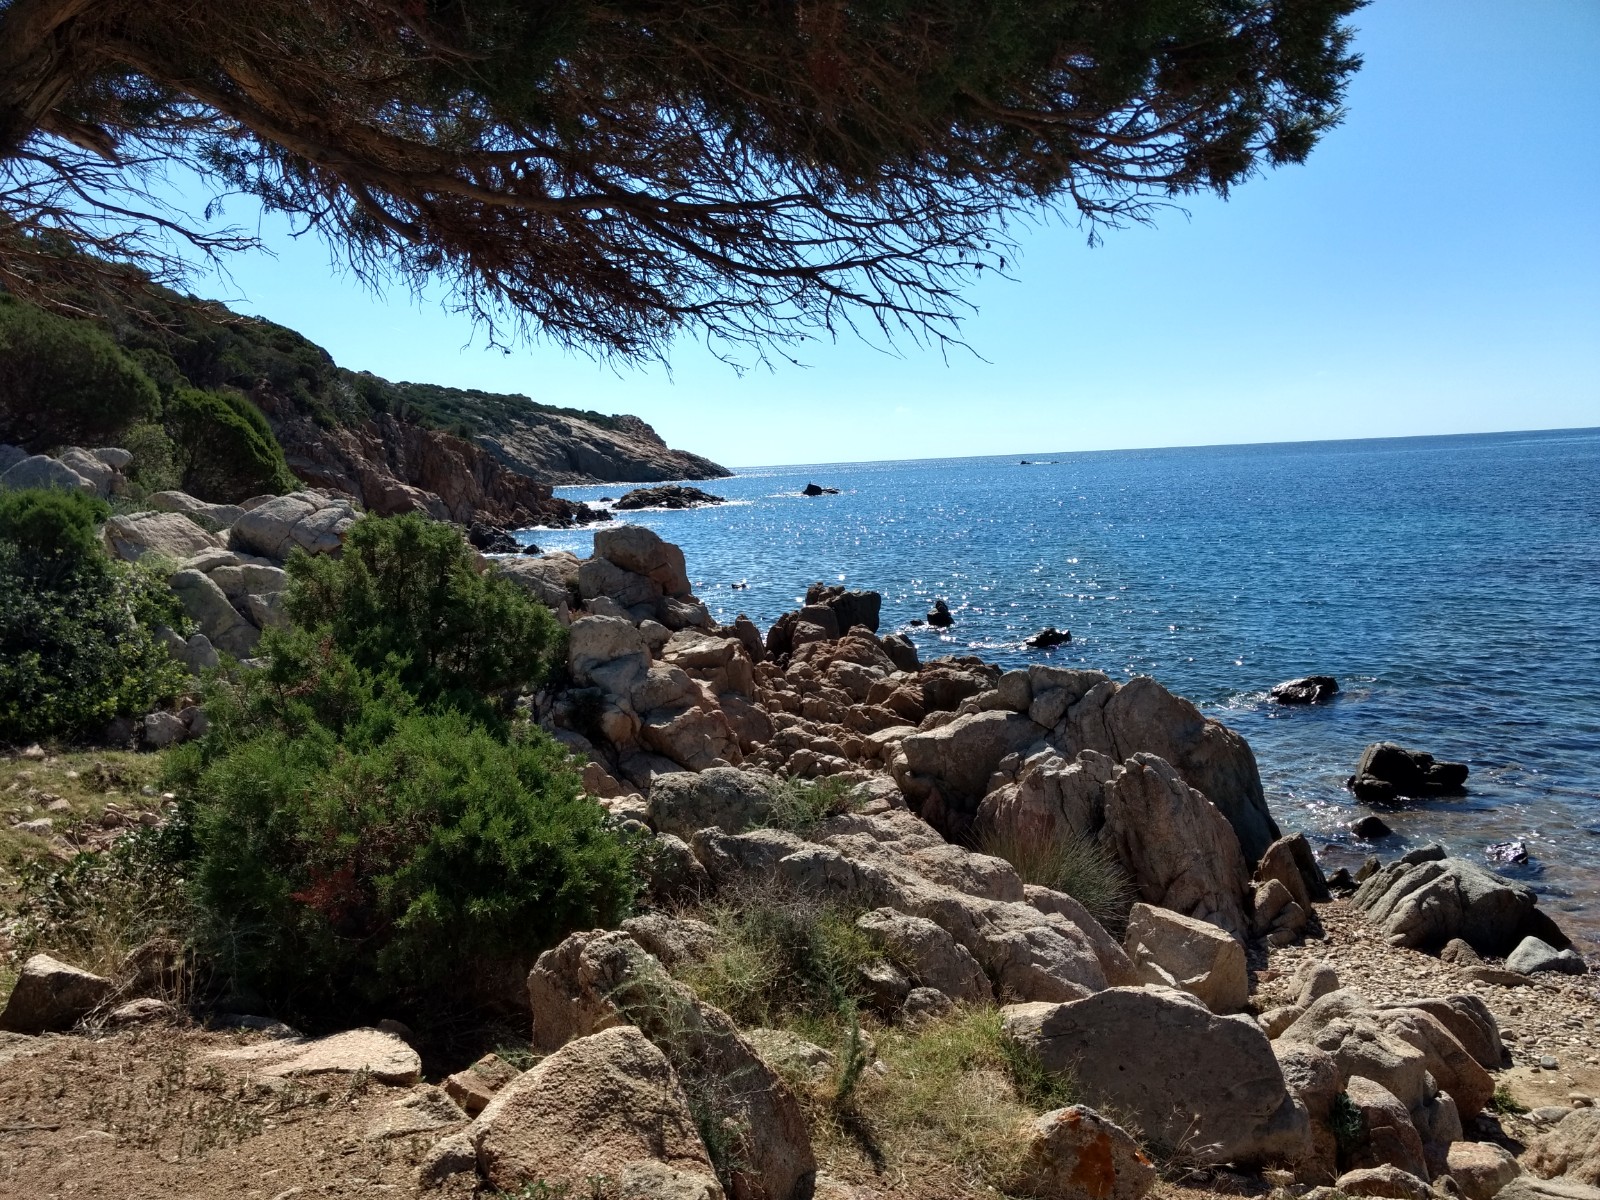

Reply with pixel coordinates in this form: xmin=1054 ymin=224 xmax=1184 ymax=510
xmin=3 ymin=494 xmax=1597 ymax=1200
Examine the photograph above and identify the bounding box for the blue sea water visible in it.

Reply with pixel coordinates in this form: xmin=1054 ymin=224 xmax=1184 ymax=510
xmin=532 ymin=428 xmax=1600 ymax=946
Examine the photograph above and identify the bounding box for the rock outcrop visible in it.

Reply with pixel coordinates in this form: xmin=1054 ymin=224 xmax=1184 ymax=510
xmin=1347 ymin=742 xmax=1469 ymax=803
xmin=1352 ymin=853 xmax=1569 ymax=956
xmin=1003 ymin=987 xmax=1310 ymax=1165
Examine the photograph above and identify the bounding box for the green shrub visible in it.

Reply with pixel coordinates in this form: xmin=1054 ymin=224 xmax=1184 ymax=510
xmin=978 ymin=823 xmax=1135 ymax=933
xmin=285 ymin=513 xmax=565 ymax=721
xmin=161 ymin=386 xmax=295 ymax=502
xmin=0 ymin=489 xmax=187 ymax=743
xmin=176 ymin=707 xmax=635 ymax=1024
xmin=0 ymin=296 xmax=160 ymax=450
xmin=119 ymin=422 xmax=181 ymax=492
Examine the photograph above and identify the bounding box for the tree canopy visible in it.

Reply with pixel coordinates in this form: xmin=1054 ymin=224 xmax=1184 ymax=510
xmin=0 ymin=0 xmax=1361 ymax=359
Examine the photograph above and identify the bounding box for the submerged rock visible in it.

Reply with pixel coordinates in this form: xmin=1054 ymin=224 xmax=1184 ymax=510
xmin=1270 ymin=676 xmax=1339 ymax=705
xmin=1348 ymin=742 xmax=1469 ymax=803
xmin=614 ymin=484 xmax=726 ymax=510
xmin=926 ymin=599 xmax=954 ymax=627
xmin=1027 ymin=627 xmax=1072 ymax=649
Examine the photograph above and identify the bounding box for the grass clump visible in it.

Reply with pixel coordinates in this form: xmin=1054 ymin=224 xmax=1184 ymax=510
xmin=978 ymin=822 xmax=1134 ymax=932
xmin=681 ymin=880 xmax=877 ymax=1039
xmin=762 ymin=774 xmax=863 ymax=835
xmin=825 ymin=1006 xmax=1072 ymax=1187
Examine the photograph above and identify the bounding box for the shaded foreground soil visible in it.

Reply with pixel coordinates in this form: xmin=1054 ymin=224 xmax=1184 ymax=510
xmin=1 ymin=900 xmax=1596 ymax=1200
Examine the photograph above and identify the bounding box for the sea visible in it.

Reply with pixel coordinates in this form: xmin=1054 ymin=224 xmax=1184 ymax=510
xmin=527 ymin=428 xmax=1600 ymax=949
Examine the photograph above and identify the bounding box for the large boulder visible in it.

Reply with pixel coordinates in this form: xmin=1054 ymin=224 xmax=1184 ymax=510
xmin=803 ymin=583 xmax=881 ymax=635
xmin=594 ymin=525 xmax=692 ymax=597
xmin=1100 ymin=754 xmax=1252 ymax=939
xmin=855 ymin=908 xmax=991 ymax=1003
xmin=102 ymin=510 xmax=222 ymax=562
xmin=1448 ymin=1141 xmax=1524 ymax=1200
xmin=898 ymin=710 xmax=1043 ymax=812
xmin=1526 ymin=1109 xmax=1600 ymax=1187
xmin=230 ymin=491 xmax=357 ymax=561
xmin=567 ymin=615 xmax=650 ymax=689
xmin=578 ymin=555 xmax=663 ymax=610
xmin=1122 ymin=902 xmax=1247 ymax=1013
xmin=0 ymin=453 xmax=93 ymax=493
xmin=1352 ymin=856 xmax=1566 ymax=956
xmin=1278 ymin=990 xmax=1431 ymax=1110
xmin=528 ymin=930 xmax=815 ymax=1200
xmin=495 ymin=551 xmax=580 ymax=612
xmin=1273 ymin=1043 xmax=1343 ymax=1184
xmin=471 ymin=1026 xmax=722 ymax=1198
xmin=167 ymin=568 xmax=259 ymax=656
xmin=0 ymin=954 xmax=113 ymax=1033
xmin=1003 ymin=987 xmax=1310 ymax=1165
xmin=1506 ymin=936 xmax=1588 ymax=976
xmin=146 ymin=490 xmax=247 ymax=529
xmin=1342 ymin=1075 xmax=1428 ymax=1180
xmin=648 ymin=767 xmax=776 ymax=838
xmin=1101 ymin=677 xmax=1281 ymax=864
xmin=1017 ymin=1105 xmax=1157 ymax=1200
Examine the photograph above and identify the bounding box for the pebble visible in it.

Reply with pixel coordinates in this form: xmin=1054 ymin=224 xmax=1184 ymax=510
xmin=1573 ymin=1094 xmax=1594 ymax=1107
xmin=1541 ymin=1055 xmax=1561 ymax=1070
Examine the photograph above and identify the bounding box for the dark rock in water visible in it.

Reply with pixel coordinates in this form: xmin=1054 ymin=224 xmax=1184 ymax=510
xmin=467 ymin=522 xmax=520 ymax=554
xmin=1347 ymin=741 xmax=1469 ymax=802
xmin=1026 ymin=626 xmax=1071 ymax=648
xmin=805 ymin=582 xmax=881 ymax=634
xmin=1351 ymin=814 xmax=1394 ymax=840
xmin=1326 ymin=867 xmax=1358 ymax=894
xmin=614 ymin=484 xmax=726 ymax=510
xmin=1270 ymin=675 xmax=1339 ymax=705
xmin=801 ymin=482 xmax=840 ymax=496
xmin=927 ymin=599 xmax=954 ymax=628
xmin=520 ymin=542 xmax=542 ymax=555
xmin=1486 ymin=840 xmax=1531 ymax=866
xmin=598 ymin=496 xmax=615 ymax=502
xmin=907 ymin=618 xmax=925 ymax=627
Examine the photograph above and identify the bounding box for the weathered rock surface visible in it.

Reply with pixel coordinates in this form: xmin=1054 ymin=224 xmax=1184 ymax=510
xmin=1506 ymin=936 xmax=1588 ymax=976
xmin=0 ymin=954 xmax=113 ymax=1033
xmin=1101 ymin=754 xmax=1252 ymax=939
xmin=471 ymin=1026 xmax=723 ymax=1198
xmin=1017 ymin=1105 xmax=1157 ymax=1200
xmin=1342 ymin=1074 xmax=1429 ymax=1179
xmin=443 ymin=1053 xmax=521 ymax=1115
xmin=1498 ymin=1180 xmax=1600 ymax=1200
xmin=1526 ymin=1109 xmax=1600 ymax=1187
xmin=210 ymin=1027 xmax=421 ymax=1085
xmin=1003 ymin=987 xmax=1309 ymax=1165
xmin=527 ymin=930 xmax=815 ymax=1200
xmin=1336 ymin=1165 xmax=1432 ymax=1200
xmin=648 ymin=767 xmax=775 ymax=838
xmin=1352 ymin=856 xmax=1567 ymax=957
xmin=103 ymin=510 xmax=223 ymax=562
xmin=614 ymin=484 xmax=726 ymax=510
xmin=856 ymin=908 xmax=991 ymax=1003
xmin=1447 ymin=1141 xmax=1523 ymax=1200
xmin=229 ymin=490 xmax=358 ymax=561
xmin=1123 ymin=902 xmax=1248 ymax=1013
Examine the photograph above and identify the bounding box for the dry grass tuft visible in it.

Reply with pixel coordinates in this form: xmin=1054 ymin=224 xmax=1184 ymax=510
xmin=978 ymin=823 xmax=1135 ymax=932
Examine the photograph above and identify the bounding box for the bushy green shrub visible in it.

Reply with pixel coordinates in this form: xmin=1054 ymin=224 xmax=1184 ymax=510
xmin=285 ymin=513 xmax=565 ymax=720
xmin=0 ymin=489 xmax=187 ymax=743
xmin=0 ymin=296 xmax=160 ymax=450
xmin=118 ymin=422 xmax=181 ymax=492
xmin=162 ymin=386 xmax=295 ymax=502
xmin=175 ymin=704 xmax=635 ymax=1023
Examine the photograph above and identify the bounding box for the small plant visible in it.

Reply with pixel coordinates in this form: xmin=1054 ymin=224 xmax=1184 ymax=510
xmin=978 ymin=822 xmax=1135 ymax=932
xmin=763 ymin=774 xmax=863 ymax=834
xmin=1488 ymin=1084 xmax=1529 ymax=1117
xmin=1331 ymin=1089 xmax=1366 ymax=1152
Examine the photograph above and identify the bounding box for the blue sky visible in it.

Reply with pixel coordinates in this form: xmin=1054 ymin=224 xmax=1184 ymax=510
xmin=174 ymin=0 xmax=1599 ymax=467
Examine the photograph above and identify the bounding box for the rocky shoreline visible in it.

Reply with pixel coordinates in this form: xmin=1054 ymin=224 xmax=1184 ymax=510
xmin=4 ymin=500 xmax=1598 ymax=1200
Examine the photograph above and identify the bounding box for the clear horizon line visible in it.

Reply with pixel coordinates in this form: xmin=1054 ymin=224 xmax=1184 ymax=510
xmin=719 ymin=421 xmax=1599 ymax=473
